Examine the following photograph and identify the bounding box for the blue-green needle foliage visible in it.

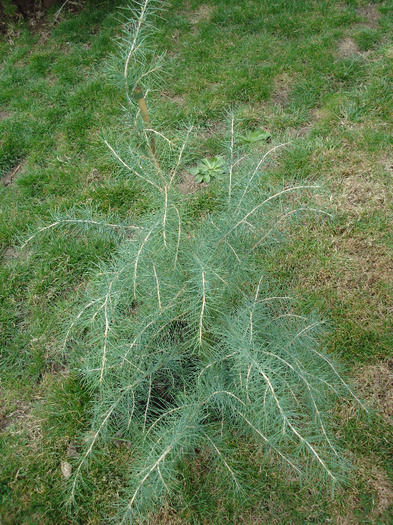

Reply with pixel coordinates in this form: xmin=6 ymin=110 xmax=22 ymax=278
xmin=26 ymin=1 xmax=365 ymax=522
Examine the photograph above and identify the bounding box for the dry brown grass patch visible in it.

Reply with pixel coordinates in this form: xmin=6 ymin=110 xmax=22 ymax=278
xmin=177 ymin=170 xmax=202 ymax=194
xmin=330 ymin=233 xmax=393 ymax=313
xmin=357 ymin=5 xmax=381 ymax=29
xmin=337 ymin=37 xmax=360 ymax=58
xmin=1 ymin=158 xmax=27 ymax=187
xmin=287 ymin=220 xmax=392 ymax=333
xmin=332 ymin=459 xmax=393 ymax=524
xmin=161 ymin=91 xmax=186 ymax=106
xmin=367 ymin=464 xmax=393 ymax=515
xmin=272 ymin=73 xmax=292 ymax=106
xmin=0 ymin=110 xmax=11 ymax=121
xmin=0 ymin=401 xmax=31 ymax=434
xmin=357 ymin=359 xmax=393 ymax=424
xmin=357 ymin=460 xmax=393 ymax=518
xmin=313 ymin=146 xmax=392 ymax=216
xmin=86 ymin=167 xmax=104 ymax=184
xmin=150 ymin=504 xmax=185 ymax=525
xmin=334 ymin=172 xmax=390 ymax=216
xmin=1 ymin=246 xmax=19 ymax=262
xmin=187 ymin=3 xmax=214 ymax=25
xmin=1 ymin=162 xmax=24 ymax=187
xmin=311 ymin=107 xmax=333 ymax=123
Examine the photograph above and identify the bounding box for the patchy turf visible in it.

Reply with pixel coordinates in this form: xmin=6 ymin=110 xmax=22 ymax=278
xmin=1 ymin=0 xmax=393 ymax=523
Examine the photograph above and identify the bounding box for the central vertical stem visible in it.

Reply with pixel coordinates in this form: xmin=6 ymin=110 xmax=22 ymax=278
xmin=134 ymin=87 xmax=156 ymax=156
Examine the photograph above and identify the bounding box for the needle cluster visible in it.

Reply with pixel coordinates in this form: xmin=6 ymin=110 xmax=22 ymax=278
xmin=28 ymin=1 xmax=364 ymax=522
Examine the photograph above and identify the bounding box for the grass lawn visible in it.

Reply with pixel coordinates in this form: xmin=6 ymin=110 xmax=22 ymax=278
xmin=1 ymin=0 xmax=393 ymax=522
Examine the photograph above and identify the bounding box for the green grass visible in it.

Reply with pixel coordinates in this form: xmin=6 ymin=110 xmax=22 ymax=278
xmin=1 ymin=0 xmax=393 ymax=523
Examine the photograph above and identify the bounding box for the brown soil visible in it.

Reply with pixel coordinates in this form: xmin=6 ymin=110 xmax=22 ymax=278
xmin=357 ymin=360 xmax=393 ymax=424
xmin=0 ymin=0 xmax=82 ymax=33
xmin=286 ymin=124 xmax=313 ymax=138
xmin=367 ymin=464 xmax=393 ymax=515
xmin=383 ymin=158 xmax=393 ymax=174
xmin=86 ymin=168 xmax=103 ymax=184
xmin=12 ymin=0 xmax=58 ymax=14
xmin=161 ymin=91 xmax=186 ymax=106
xmin=150 ymin=505 xmax=185 ymax=525
xmin=311 ymin=107 xmax=331 ymax=122
xmin=188 ymin=3 xmax=214 ymax=25
xmin=2 ymin=246 xmax=18 ymax=261
xmin=0 ymin=162 xmax=23 ymax=186
xmin=272 ymin=73 xmax=292 ymax=106
xmin=327 ymin=233 xmax=393 ymax=329
xmin=0 ymin=415 xmax=13 ymax=432
xmin=1 ymin=162 xmax=23 ymax=187
xmin=0 ymin=403 xmax=30 ymax=433
xmin=67 ymin=441 xmax=79 ymax=457
xmin=0 ymin=1 xmax=56 ymax=31
xmin=334 ymin=172 xmax=390 ymax=216
xmin=177 ymin=171 xmax=202 ymax=194
xmin=357 ymin=4 xmax=381 ymax=28
xmin=0 ymin=111 xmax=11 ymax=121
xmin=334 ymin=460 xmax=393 ymax=524
xmin=197 ymin=120 xmax=224 ymax=142
xmin=337 ymin=37 xmax=360 ymax=58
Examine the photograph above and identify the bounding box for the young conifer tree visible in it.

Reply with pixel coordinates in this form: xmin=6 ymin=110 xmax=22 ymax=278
xmin=25 ymin=1 xmax=365 ymax=522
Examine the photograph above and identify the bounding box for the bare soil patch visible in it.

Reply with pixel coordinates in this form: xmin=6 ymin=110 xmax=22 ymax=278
xmin=0 ymin=402 xmax=30 ymax=433
xmin=2 ymin=246 xmax=18 ymax=262
xmin=367 ymin=464 xmax=393 ymax=515
xmin=86 ymin=168 xmax=104 ymax=184
xmin=286 ymin=124 xmax=313 ymax=138
xmin=177 ymin=171 xmax=202 ymax=194
xmin=161 ymin=91 xmax=186 ymax=106
xmin=11 ymin=0 xmax=59 ymax=15
xmin=311 ymin=107 xmax=331 ymax=122
xmin=332 ymin=234 xmax=393 ymax=304
xmin=334 ymin=172 xmax=389 ymax=216
xmin=383 ymin=158 xmax=393 ymax=174
xmin=334 ymin=460 xmax=393 ymax=523
xmin=197 ymin=120 xmax=224 ymax=141
xmin=151 ymin=504 xmax=185 ymax=525
xmin=1 ymin=162 xmax=24 ymax=187
xmin=0 ymin=111 xmax=11 ymax=121
xmin=357 ymin=5 xmax=381 ymax=28
xmin=357 ymin=360 xmax=393 ymax=424
xmin=337 ymin=37 xmax=360 ymax=58
xmin=188 ymin=3 xmax=214 ymax=25
xmin=272 ymin=73 xmax=292 ymax=106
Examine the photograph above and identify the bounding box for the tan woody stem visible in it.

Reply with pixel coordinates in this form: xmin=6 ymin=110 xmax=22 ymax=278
xmin=134 ymin=87 xmax=156 ymax=156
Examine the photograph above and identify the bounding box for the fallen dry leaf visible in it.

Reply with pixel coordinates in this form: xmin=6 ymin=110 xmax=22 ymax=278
xmin=61 ymin=460 xmax=72 ymax=479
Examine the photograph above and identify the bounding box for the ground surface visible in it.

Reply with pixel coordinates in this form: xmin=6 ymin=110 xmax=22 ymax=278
xmin=0 ymin=0 xmax=392 ymax=523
